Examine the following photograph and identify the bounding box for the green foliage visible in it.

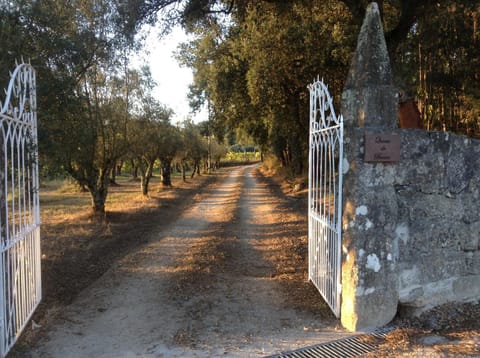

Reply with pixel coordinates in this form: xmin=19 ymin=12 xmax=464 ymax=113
xmin=127 ymin=99 xmax=177 ymax=193
xmin=173 ymin=0 xmax=479 ymax=176
xmin=1 ymin=0 xmax=478 ymax=214
xmin=223 ymin=151 xmax=259 ymax=163
xmin=177 ymin=1 xmax=356 ymax=174
xmin=393 ymin=1 xmax=480 ymax=137
xmin=0 ymin=0 xmax=162 ymax=213
xmin=229 ymin=144 xmax=257 ymax=153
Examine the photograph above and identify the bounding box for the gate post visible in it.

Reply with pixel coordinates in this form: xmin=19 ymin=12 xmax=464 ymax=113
xmin=340 ymin=2 xmax=399 ymax=331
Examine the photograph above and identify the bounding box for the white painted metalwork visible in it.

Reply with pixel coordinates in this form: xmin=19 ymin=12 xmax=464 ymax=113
xmin=0 ymin=62 xmax=41 ymax=356
xmin=307 ymin=79 xmax=343 ymax=318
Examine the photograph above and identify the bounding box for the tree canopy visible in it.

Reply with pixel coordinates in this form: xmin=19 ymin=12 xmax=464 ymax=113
xmin=0 ymin=0 xmax=208 ymax=215
xmin=171 ymin=0 xmax=479 ymax=173
xmin=1 ymin=0 xmax=478 ymax=187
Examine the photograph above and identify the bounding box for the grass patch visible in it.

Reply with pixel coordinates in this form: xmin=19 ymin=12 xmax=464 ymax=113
xmin=10 ymin=171 xmax=218 ymax=353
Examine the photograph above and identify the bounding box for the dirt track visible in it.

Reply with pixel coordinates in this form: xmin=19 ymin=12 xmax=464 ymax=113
xmin=24 ymin=165 xmax=347 ymax=357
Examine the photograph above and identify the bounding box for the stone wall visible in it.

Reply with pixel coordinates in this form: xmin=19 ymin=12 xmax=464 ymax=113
xmin=338 ymin=2 xmax=480 ymax=331
xmin=394 ymin=130 xmax=480 ymax=314
xmin=345 ymin=128 xmax=480 ymax=314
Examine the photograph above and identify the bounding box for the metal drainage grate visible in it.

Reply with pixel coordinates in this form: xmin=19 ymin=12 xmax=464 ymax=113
xmin=266 ymin=327 xmax=395 ymax=358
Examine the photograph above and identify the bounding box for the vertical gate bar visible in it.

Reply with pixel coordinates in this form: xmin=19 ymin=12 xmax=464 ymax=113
xmin=318 ymin=138 xmax=324 ymax=293
xmin=315 ymin=124 xmax=318 ymax=280
xmin=313 ymin=134 xmax=317 ymax=286
xmin=11 ymin=136 xmax=16 ymax=240
xmin=0 ymin=262 xmax=3 ymax=357
xmin=32 ymin=70 xmax=42 ymax=306
xmin=0 ymin=251 xmax=4 ymax=356
xmin=329 ymin=134 xmax=333 ymax=305
xmin=331 ymin=132 xmax=336 ymax=311
xmin=336 ymin=119 xmax=344 ymax=316
xmin=324 ymin=136 xmax=328 ymax=296
xmin=15 ymin=134 xmax=21 ymax=335
xmin=316 ymin=118 xmax=320 ymax=287
xmin=14 ymin=245 xmax=19 ymax=341
xmin=27 ymin=236 xmax=32 ymax=316
xmin=18 ymin=244 xmax=22 ymax=337
xmin=0 ymin=111 xmax=5 ymax=356
xmin=21 ymin=139 xmax=27 ymax=332
xmin=5 ymin=250 xmax=11 ymax=349
xmin=21 ymin=240 xmax=26 ymax=334
xmin=308 ymin=86 xmax=313 ymax=282
xmin=22 ymin=134 xmax=27 ymax=230
xmin=312 ymin=133 xmax=316 ymax=283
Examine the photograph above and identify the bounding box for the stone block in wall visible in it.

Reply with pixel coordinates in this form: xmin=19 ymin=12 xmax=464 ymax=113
xmin=342 ymin=88 xmax=397 ymax=128
xmin=462 ymin=222 xmax=480 ymax=252
xmin=452 ymin=275 xmax=480 ymax=302
xmin=394 ymin=221 xmax=470 ymax=263
xmin=399 ymin=251 xmax=467 ymax=286
xmin=398 ymin=196 xmax=466 ymax=237
xmin=466 ymin=252 xmax=480 ymax=275
xmin=398 ymin=264 xmax=422 ymax=290
xmin=397 ymin=131 xmax=448 ymax=193
xmin=399 ymin=275 xmax=480 ymax=313
xmin=399 ymin=279 xmax=452 ymax=309
xmin=445 ymin=136 xmax=480 ymax=194
xmin=396 ymin=131 xmax=480 ymax=198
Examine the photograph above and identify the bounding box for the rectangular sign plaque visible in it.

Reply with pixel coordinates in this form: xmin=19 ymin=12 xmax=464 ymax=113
xmin=364 ymin=133 xmax=400 ymax=162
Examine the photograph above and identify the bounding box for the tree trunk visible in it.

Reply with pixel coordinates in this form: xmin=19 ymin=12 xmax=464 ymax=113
xmin=130 ymin=159 xmax=138 ymax=180
xmin=141 ymin=175 xmax=150 ymax=196
xmin=87 ymin=172 xmax=109 ymax=220
xmin=116 ymin=161 xmax=123 ymax=175
xmin=110 ymin=166 xmax=117 ymax=185
xmin=161 ymin=158 xmax=172 ymax=187
xmin=140 ymin=161 xmax=154 ymax=196
xmin=190 ymin=160 xmax=201 ymax=178
xmin=181 ymin=161 xmax=187 ymax=182
xmin=175 ymin=162 xmax=181 ymax=173
xmin=190 ymin=161 xmax=196 ymax=179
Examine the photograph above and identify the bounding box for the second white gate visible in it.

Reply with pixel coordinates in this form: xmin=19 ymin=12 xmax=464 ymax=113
xmin=0 ymin=63 xmax=41 ymax=357
xmin=307 ymin=79 xmax=343 ymax=318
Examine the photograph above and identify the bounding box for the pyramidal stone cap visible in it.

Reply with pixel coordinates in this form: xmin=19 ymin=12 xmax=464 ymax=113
xmin=341 ymin=2 xmax=397 ymax=129
xmin=344 ymin=2 xmax=393 ymax=89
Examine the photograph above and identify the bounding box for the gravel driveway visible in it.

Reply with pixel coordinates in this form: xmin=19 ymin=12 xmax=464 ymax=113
xmin=24 ymin=165 xmax=348 ymax=357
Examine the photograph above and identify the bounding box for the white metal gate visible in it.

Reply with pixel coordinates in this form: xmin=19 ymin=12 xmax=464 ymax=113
xmin=308 ymin=79 xmax=343 ymax=317
xmin=0 ymin=63 xmax=41 ymax=356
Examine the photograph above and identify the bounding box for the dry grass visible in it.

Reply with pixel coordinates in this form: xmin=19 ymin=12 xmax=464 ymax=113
xmin=39 ymin=175 xmax=168 ymax=273
xmin=38 ymin=173 xmax=215 ymax=295
xmin=11 ymin=172 xmax=216 ymax=353
xmin=364 ymin=328 xmax=480 ymax=357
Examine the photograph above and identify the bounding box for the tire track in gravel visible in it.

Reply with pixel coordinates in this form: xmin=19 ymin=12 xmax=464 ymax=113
xmin=164 ymin=165 xmax=347 ymax=356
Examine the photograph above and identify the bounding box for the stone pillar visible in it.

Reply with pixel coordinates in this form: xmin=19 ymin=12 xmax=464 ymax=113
xmin=340 ymin=2 xmax=399 ymax=331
